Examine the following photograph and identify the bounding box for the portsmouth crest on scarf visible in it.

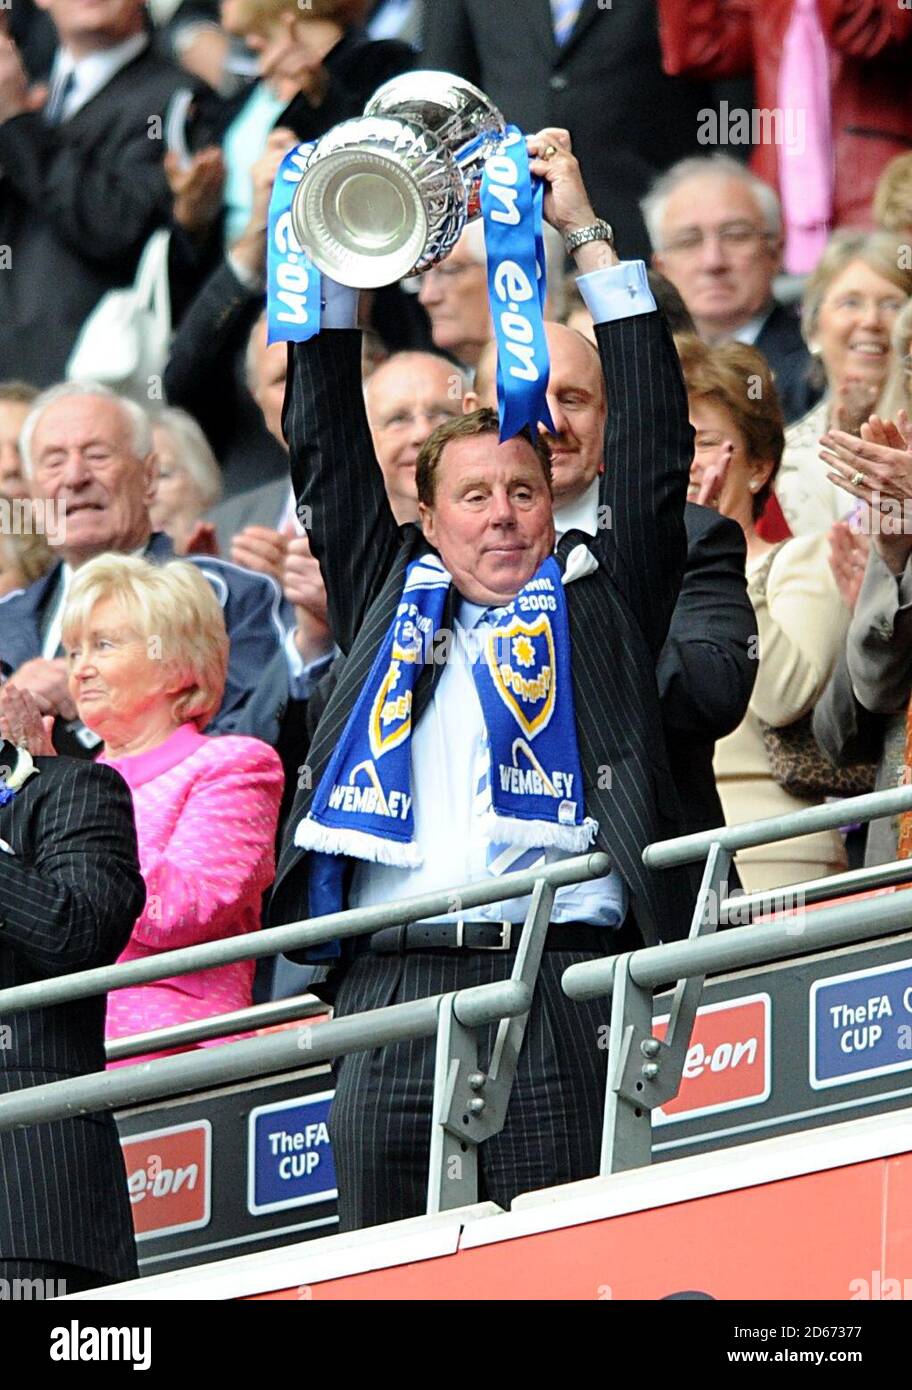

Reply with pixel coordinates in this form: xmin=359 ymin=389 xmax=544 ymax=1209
xmin=295 ymin=554 xmax=596 ymax=875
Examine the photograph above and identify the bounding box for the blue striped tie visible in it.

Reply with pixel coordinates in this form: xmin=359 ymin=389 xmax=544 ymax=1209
xmin=551 ymin=0 xmax=581 ymax=45
xmin=45 ymin=70 xmax=76 ymax=125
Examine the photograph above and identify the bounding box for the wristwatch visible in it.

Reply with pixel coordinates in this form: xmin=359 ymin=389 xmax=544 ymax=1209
xmin=564 ymin=220 xmax=615 ymax=256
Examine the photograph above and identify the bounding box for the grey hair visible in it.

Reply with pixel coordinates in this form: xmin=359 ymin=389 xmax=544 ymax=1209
xmin=149 ymin=407 xmax=223 ymax=511
xmin=799 ymin=228 xmax=912 ymax=346
xmin=641 ymin=154 xmax=783 ymax=250
xmin=19 ymin=380 xmax=153 ymax=477
xmin=461 ymin=219 xmax=568 ymax=320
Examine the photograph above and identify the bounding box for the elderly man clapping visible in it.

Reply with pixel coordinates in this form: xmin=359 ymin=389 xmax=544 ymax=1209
xmin=0 ymin=383 xmax=285 ymax=756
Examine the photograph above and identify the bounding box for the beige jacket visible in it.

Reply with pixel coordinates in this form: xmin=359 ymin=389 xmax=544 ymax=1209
xmin=714 ymin=535 xmax=850 ymax=888
xmin=775 ymin=399 xmax=854 ymax=537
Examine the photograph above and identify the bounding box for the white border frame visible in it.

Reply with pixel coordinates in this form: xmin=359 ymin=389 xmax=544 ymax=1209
xmin=247 ymin=1090 xmax=338 ymax=1216
xmin=122 ymin=1119 xmax=212 ymax=1242
xmin=652 ymin=992 xmax=771 ymax=1124
xmin=809 ymin=954 xmax=912 ymax=1090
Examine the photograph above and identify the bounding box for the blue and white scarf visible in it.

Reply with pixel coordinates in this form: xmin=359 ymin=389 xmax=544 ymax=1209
xmin=295 ymin=554 xmax=597 ymax=870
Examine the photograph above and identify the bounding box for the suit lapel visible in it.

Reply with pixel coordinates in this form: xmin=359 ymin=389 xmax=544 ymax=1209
xmin=531 ymin=0 xmax=561 ymax=60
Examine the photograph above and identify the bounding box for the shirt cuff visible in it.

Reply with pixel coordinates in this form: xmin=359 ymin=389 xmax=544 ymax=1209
xmin=320 ymin=276 xmax=359 ymax=330
xmin=576 ymin=260 xmax=656 ymax=326
xmin=284 ymin=628 xmax=335 ymax=699
xmin=225 ymin=249 xmax=265 ymax=294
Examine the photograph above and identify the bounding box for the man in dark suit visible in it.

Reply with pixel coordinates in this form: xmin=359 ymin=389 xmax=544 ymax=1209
xmin=0 ymin=713 xmax=145 ymax=1293
xmin=420 ymin=0 xmax=721 ymax=260
xmin=269 ymin=133 xmax=696 ymax=1228
xmin=644 ymin=154 xmax=821 ymax=424
xmin=0 ymin=0 xmax=185 ymax=386
xmin=0 ymin=383 xmax=284 ymax=753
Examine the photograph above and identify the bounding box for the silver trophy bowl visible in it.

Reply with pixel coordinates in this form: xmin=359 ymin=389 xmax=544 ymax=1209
xmin=289 ymin=71 xmax=506 ymax=289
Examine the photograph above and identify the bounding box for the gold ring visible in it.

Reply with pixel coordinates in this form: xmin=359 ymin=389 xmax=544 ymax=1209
xmin=851 ymin=470 xmax=866 ymax=488
xmin=543 ymin=144 xmax=558 ymax=159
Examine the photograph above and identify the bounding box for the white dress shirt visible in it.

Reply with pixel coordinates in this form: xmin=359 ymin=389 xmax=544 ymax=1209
xmin=47 ymin=33 xmax=148 ymax=124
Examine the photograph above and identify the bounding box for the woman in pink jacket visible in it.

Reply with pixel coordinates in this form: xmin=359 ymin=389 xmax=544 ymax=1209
xmin=31 ymin=553 xmax=284 ymax=1056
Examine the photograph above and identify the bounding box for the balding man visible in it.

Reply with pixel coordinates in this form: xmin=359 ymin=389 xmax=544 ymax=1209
xmin=364 ymin=352 xmax=466 ymax=520
xmin=466 ymin=321 xmax=758 ymax=874
xmin=0 ymin=384 xmax=285 ymax=755
xmin=418 ymin=222 xmax=567 ymax=373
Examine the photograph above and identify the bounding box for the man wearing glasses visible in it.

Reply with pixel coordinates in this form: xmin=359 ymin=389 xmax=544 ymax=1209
xmin=642 ymin=154 xmax=820 ymax=424
xmin=418 ymin=222 xmax=566 ymax=376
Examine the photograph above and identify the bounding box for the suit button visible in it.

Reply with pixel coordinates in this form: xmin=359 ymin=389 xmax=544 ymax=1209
xmin=549 ymin=73 xmax=568 ymax=91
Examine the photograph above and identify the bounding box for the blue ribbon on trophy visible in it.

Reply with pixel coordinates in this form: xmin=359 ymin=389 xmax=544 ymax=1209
xmin=267 ymin=143 xmax=322 ymax=345
xmin=265 ymin=76 xmax=554 ymax=441
xmin=480 ymin=126 xmax=555 ymax=442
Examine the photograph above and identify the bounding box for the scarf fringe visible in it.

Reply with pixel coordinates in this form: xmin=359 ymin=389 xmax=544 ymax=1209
xmin=480 ymin=811 xmax=598 ymax=855
xmin=294 ymin=818 xmax=424 ymax=869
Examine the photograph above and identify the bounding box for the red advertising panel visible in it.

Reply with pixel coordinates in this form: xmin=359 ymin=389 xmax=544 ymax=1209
xmin=653 ymin=994 xmax=771 ymax=1123
xmin=122 ymin=1121 xmax=212 ymax=1240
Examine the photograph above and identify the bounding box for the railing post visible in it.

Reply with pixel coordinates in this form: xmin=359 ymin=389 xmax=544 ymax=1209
xmin=425 ymin=876 xmax=555 ymax=1213
xmin=600 ymin=952 xmax=656 ymax=1174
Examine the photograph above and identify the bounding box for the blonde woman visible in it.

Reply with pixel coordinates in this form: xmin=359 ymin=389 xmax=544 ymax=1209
xmin=18 ymin=554 xmax=284 ymax=1053
xmin=680 ymin=337 xmax=850 ymax=892
xmin=776 ymin=231 xmax=912 ymax=536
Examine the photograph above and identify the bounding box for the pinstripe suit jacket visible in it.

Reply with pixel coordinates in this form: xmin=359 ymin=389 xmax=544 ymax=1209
xmin=0 ymin=756 xmax=145 ymax=1278
xmin=269 ymin=308 xmax=694 ymax=951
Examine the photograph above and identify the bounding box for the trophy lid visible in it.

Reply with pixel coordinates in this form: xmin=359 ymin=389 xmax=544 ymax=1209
xmin=365 ymin=71 xmax=505 ymax=164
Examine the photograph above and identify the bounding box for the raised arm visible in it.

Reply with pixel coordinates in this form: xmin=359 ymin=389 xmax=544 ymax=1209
xmin=530 ymin=129 xmax=691 ymax=653
xmin=283 ymin=327 xmax=402 ymax=654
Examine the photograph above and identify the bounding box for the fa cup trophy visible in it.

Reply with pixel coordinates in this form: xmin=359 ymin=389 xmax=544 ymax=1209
xmin=288 ymin=71 xmax=507 ymax=288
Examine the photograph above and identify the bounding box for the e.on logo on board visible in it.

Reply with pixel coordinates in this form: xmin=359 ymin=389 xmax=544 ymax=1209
xmin=121 ymin=1121 xmax=212 ymax=1239
xmin=652 ymin=994 xmax=771 ymax=1124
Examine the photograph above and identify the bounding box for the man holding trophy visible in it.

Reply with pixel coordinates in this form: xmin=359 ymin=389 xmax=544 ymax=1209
xmin=267 ymin=73 xmax=693 ymax=1230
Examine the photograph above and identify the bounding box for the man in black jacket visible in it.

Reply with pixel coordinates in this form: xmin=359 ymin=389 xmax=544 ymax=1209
xmin=421 ymin=0 xmax=724 ymax=260
xmin=270 ymin=134 xmax=699 ymax=1227
xmin=0 ymin=714 xmax=145 ymax=1294
xmin=0 ymin=0 xmax=185 ymax=385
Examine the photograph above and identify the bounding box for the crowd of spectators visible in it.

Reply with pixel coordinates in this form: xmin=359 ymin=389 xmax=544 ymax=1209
xmin=2 ymin=0 xmax=912 ymax=1283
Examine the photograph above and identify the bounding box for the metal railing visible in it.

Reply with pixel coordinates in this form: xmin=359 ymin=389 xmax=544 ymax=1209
xmin=4 ymin=784 xmax=912 ymax=1223
xmin=562 ymin=784 xmax=912 ymax=1176
xmin=0 ymin=852 xmax=610 ymax=1215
